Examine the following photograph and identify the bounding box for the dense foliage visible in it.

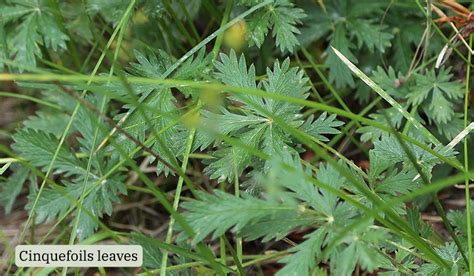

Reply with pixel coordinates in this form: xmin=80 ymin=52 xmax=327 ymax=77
xmin=1 ymin=0 xmax=474 ymax=275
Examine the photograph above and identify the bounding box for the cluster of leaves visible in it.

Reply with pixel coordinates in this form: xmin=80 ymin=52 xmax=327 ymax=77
xmin=294 ymin=0 xmax=465 ymax=143
xmin=6 ymin=92 xmax=127 ymax=240
xmin=195 ymin=50 xmax=343 ymax=182
xmin=0 ymin=0 xmax=69 ymax=68
xmin=359 ymin=67 xmax=465 ymax=142
xmin=239 ymin=0 xmax=306 ymax=52
xmin=102 ymin=47 xmax=343 ymax=183
xmin=297 ymin=0 xmax=406 ymax=88
xmin=180 ymin=134 xmax=466 ymax=274
xmin=0 ymin=40 xmax=343 ymax=244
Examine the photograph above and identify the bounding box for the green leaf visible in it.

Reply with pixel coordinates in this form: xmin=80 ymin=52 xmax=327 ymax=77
xmin=301 ymin=113 xmax=344 ymax=142
xmin=434 ymin=113 xmax=464 ymax=140
xmin=28 ymin=174 xmax=126 ymax=240
xmin=203 ymin=125 xmax=265 ymax=182
xmin=370 ymin=134 xmax=453 ymax=183
xmin=407 ymin=207 xmax=432 ymax=238
xmin=182 ymin=189 xmax=306 ymax=245
xmin=277 ymin=228 xmax=325 ymax=275
xmin=27 ymin=184 xmax=70 ymax=224
xmin=332 ymin=243 xmax=358 ymax=275
xmin=369 ymin=147 xmax=422 ymax=199
xmin=357 ymin=107 xmax=405 ymax=143
xmin=1 ymin=0 xmax=69 ymax=68
xmin=448 ymin=201 xmax=474 ymax=239
xmin=74 ymin=94 xmax=109 ymax=152
xmin=246 ymin=0 xmax=305 ymax=52
xmin=326 ymin=25 xmax=357 ymax=88
xmin=208 ymin=51 xmax=341 ymax=181
xmin=193 ymin=109 xmax=266 ymax=151
xmin=14 ymin=109 xmax=126 ymax=240
xmin=375 ymin=168 xmax=421 ymax=195
xmin=0 ymin=165 xmax=29 ymax=214
xmin=349 ymin=19 xmax=393 ymax=53
xmin=11 ymin=14 xmax=41 ymax=68
xmin=130 ymin=233 xmax=165 ymax=269
xmin=247 ymin=10 xmax=272 ymax=48
xmin=36 ymin=13 xmax=68 ymax=51
xmin=72 ymin=176 xmax=127 ymax=240
xmin=12 ymin=129 xmax=84 ymax=176
xmin=371 ymin=134 xmax=421 ymax=165
xmin=0 ymin=5 xmax=33 ymax=23
xmin=130 ymin=49 xmax=173 ymax=78
xmin=330 ymin=227 xmax=389 ymax=274
xmin=408 ymin=68 xmax=464 ymax=124
xmin=116 ymin=49 xmax=213 ymax=175
xmin=270 ymin=0 xmax=306 ymax=52
xmin=371 ymin=66 xmax=408 ymax=99
xmin=23 ymin=111 xmax=73 ymax=138
xmin=261 ymin=57 xmax=310 ymax=115
xmin=214 ymin=50 xmax=257 ymax=89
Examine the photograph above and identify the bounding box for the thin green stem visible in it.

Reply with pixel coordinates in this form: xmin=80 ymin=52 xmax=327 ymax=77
xmin=162 ymin=0 xmax=197 ymax=46
xmin=234 ymin=157 xmax=242 ymax=264
xmin=423 ymin=0 xmax=432 ymax=65
xmin=177 ymin=0 xmax=201 ymax=42
xmin=301 ymin=47 xmax=363 ymax=130
xmin=160 ymin=123 xmax=197 ymax=276
xmin=465 ymin=34 xmax=473 ymax=276
xmin=414 ymin=0 xmax=470 ymax=64
xmin=219 ymin=175 xmax=226 ymax=266
xmin=223 ymin=236 xmax=245 ymax=275
xmin=212 ymin=0 xmax=234 ymax=59
xmin=402 ymin=106 xmax=418 ymax=135
xmin=294 ymin=52 xmax=325 ymax=103
xmin=0 ymin=91 xmax=62 ymax=109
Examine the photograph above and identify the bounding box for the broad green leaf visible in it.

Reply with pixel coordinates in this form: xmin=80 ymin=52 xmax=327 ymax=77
xmin=12 ymin=129 xmax=84 ymax=176
xmin=0 ymin=165 xmax=29 ymax=214
xmin=182 ymin=189 xmax=305 ymax=245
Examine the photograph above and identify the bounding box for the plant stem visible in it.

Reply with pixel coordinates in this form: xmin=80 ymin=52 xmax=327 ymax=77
xmin=212 ymin=0 xmax=234 ymax=59
xmin=465 ymin=34 xmax=473 ymax=276
xmin=423 ymin=0 xmax=432 ymax=65
xmin=301 ymin=47 xmax=362 ymax=130
xmin=177 ymin=0 xmax=201 ymax=42
xmin=162 ymin=0 xmax=197 ymax=46
xmin=233 ymin=153 xmax=242 ymax=264
xmin=160 ymin=125 xmax=197 ymax=276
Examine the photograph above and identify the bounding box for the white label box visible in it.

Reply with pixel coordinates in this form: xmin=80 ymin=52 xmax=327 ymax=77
xmin=15 ymin=245 xmax=143 ymax=267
